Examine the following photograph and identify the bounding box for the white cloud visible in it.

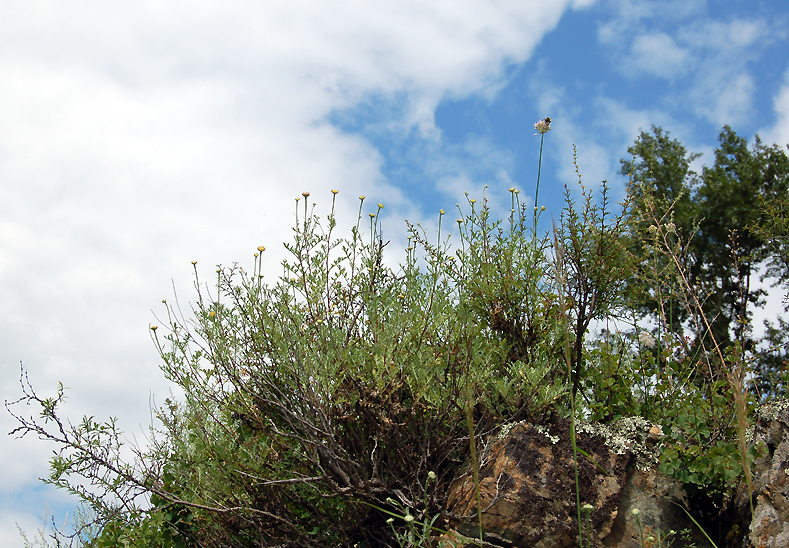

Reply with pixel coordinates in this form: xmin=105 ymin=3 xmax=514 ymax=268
xmin=629 ymin=33 xmax=689 ymax=78
xmin=693 ymin=72 xmax=755 ymax=127
xmin=597 ymin=0 xmax=705 ymax=45
xmin=679 ymin=18 xmax=762 ymax=51
xmin=760 ymin=67 xmax=789 ymax=148
xmin=597 ymin=8 xmax=770 ymax=126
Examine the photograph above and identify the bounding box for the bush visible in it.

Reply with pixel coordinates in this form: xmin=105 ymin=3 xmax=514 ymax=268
xmin=12 ymin=126 xmax=786 ymax=544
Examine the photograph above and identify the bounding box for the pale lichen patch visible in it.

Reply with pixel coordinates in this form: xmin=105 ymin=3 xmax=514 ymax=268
xmin=576 ymin=416 xmax=662 ymax=470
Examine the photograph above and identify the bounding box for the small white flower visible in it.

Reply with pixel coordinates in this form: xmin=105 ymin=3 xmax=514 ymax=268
xmin=404 ymin=514 xmax=415 ymax=523
xmin=534 ymin=117 xmax=552 ymax=135
xmin=638 ymin=331 xmax=656 ymax=349
xmin=631 ymin=508 xmax=640 ymax=516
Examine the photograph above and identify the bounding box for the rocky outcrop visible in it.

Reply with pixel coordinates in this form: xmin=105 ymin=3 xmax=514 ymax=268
xmin=740 ymin=399 xmax=789 ymax=548
xmin=443 ymin=417 xmax=715 ymax=548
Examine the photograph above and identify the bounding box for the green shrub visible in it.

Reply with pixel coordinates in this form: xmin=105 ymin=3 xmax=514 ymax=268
xmin=13 ymin=124 xmax=789 ymax=545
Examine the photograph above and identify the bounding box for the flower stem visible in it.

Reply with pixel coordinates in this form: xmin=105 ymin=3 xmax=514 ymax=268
xmin=534 ymin=132 xmax=545 ymax=232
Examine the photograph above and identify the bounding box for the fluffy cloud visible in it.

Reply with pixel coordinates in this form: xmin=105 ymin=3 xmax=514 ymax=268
xmin=761 ymin=67 xmax=789 ymax=148
xmin=597 ymin=5 xmax=771 ymax=126
xmin=628 ymin=33 xmax=689 ymax=78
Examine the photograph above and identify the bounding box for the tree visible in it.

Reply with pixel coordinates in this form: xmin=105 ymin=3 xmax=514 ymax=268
xmin=623 ymin=126 xmax=789 ymax=368
xmin=621 ymin=126 xmax=701 ymax=337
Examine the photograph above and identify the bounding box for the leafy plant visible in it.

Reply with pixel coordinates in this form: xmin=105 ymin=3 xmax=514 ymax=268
xmin=9 ymin=124 xmax=789 ymax=547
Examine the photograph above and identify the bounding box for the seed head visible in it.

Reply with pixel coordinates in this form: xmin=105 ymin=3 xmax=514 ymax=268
xmin=638 ymin=331 xmax=656 ymax=349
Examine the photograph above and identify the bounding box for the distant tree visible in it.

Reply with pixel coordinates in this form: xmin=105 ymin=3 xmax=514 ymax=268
xmin=620 ymin=126 xmax=701 ymax=336
xmin=622 ymin=125 xmax=789 ymax=378
xmin=694 ymin=127 xmax=789 ymax=351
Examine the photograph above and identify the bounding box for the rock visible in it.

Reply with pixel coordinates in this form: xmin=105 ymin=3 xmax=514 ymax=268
xmin=740 ymin=398 xmax=789 ymax=548
xmin=604 ymin=466 xmax=708 ymax=548
xmin=444 ymin=416 xmax=713 ymax=548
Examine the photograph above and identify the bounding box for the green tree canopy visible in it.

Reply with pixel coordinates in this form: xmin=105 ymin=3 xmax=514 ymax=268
xmin=623 ymin=125 xmax=789 ymax=376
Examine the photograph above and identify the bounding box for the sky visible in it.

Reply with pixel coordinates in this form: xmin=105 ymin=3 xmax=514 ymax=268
xmin=1 ymin=0 xmax=788 ymax=544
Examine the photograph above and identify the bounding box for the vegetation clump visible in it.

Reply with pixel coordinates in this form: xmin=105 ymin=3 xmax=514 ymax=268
xmin=7 ymin=125 xmax=789 ymax=547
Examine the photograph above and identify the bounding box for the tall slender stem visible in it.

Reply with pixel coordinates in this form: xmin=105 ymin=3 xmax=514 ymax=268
xmin=553 ymin=232 xmax=584 ymax=547
xmin=534 ymin=133 xmax=545 ymax=232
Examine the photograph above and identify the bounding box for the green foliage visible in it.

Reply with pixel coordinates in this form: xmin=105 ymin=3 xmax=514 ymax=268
xmin=624 ymin=125 xmax=789 ymax=370
xmin=621 ymin=126 xmax=700 ymax=336
xmin=10 ymin=125 xmax=789 ymax=546
xmin=554 ymin=166 xmax=634 ymax=397
xmin=657 ymin=378 xmax=757 ymax=497
xmin=753 ymin=317 xmax=789 ymax=398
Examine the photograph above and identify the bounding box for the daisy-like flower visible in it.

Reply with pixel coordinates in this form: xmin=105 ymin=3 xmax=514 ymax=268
xmin=534 ymin=117 xmax=552 ymax=135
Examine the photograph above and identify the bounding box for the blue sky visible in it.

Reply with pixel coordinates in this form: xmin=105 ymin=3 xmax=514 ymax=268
xmin=1 ymin=0 xmax=788 ymax=544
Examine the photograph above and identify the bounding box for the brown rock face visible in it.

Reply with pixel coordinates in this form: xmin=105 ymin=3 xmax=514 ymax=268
xmin=444 ymin=417 xmax=714 ymax=548
xmin=743 ymin=399 xmax=789 ymax=548
xmin=445 ymin=419 xmax=629 ymax=547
